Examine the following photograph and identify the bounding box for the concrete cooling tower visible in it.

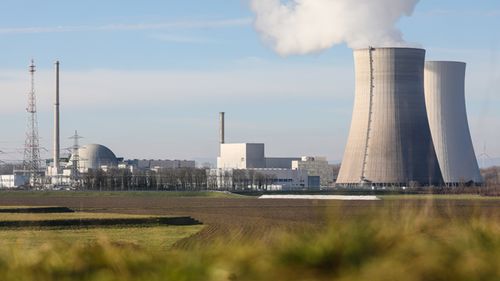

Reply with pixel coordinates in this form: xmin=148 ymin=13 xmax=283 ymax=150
xmin=337 ymin=47 xmax=443 ymax=187
xmin=424 ymin=61 xmax=482 ymax=185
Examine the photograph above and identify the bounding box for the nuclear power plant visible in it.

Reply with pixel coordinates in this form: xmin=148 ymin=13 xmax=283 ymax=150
xmin=0 ymin=47 xmax=485 ymax=190
xmin=424 ymin=61 xmax=482 ymax=185
xmin=337 ymin=47 xmax=482 ymax=187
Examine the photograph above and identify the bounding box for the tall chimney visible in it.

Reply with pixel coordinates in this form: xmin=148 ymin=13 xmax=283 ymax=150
xmin=219 ymin=112 xmax=225 ymax=144
xmin=53 ymin=60 xmax=60 ymax=174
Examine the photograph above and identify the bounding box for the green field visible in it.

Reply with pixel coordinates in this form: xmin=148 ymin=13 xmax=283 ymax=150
xmin=0 ymin=225 xmax=203 ymax=251
xmin=0 ymin=212 xmax=160 ymax=221
xmin=0 ymin=210 xmax=203 ymax=252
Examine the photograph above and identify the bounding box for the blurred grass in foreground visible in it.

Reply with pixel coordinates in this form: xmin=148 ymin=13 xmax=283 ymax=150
xmin=0 ymin=204 xmax=499 ymax=281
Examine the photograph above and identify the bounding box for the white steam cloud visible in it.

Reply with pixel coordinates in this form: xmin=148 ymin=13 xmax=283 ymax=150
xmin=250 ymin=0 xmax=420 ymax=55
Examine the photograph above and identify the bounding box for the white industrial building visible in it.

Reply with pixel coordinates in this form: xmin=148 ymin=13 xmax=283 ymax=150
xmin=217 ymin=143 xmax=300 ymax=170
xmin=214 ymin=142 xmax=306 ymax=190
xmin=213 ymin=113 xmax=323 ymax=190
xmin=217 ymin=143 xmax=265 ymax=169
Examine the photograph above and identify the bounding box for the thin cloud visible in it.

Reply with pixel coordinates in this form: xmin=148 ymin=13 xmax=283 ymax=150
xmin=148 ymin=33 xmax=210 ymax=44
xmin=0 ymin=18 xmax=252 ymax=35
xmin=486 ymin=10 xmax=500 ymax=17
xmin=0 ymin=65 xmax=351 ymax=114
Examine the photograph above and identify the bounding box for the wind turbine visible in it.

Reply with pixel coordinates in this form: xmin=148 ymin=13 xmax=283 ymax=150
xmin=478 ymin=142 xmax=492 ymax=169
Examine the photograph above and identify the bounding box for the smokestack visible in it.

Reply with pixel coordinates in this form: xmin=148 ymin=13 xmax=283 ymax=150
xmin=53 ymin=60 xmax=60 ymax=174
xmin=219 ymin=112 xmax=225 ymax=144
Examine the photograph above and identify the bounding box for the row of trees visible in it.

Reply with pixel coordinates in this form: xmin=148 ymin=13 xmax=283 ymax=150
xmin=75 ymin=165 xmax=499 ymax=192
xmin=80 ymin=168 xmax=209 ymax=191
xmin=481 ymin=166 xmax=500 ymax=186
xmin=0 ymin=163 xmax=498 ymax=192
xmin=78 ymin=168 xmax=289 ymax=191
xmin=215 ymin=169 xmax=282 ymax=191
xmin=0 ymin=164 xmax=14 ymax=175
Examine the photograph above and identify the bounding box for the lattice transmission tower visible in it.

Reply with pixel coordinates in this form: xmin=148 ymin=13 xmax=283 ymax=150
xmin=22 ymin=59 xmax=42 ymax=187
xmin=69 ymin=130 xmax=83 ymax=182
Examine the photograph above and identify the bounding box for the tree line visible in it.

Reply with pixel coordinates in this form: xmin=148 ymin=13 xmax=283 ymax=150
xmin=78 ymin=168 xmax=288 ymax=191
xmin=80 ymin=167 xmax=209 ymax=191
xmin=74 ymin=165 xmax=500 ymax=193
xmin=1 ymin=163 xmax=499 ymax=193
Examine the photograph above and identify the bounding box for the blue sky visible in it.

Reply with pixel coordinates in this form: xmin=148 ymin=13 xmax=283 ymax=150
xmin=0 ymin=0 xmax=499 ymax=164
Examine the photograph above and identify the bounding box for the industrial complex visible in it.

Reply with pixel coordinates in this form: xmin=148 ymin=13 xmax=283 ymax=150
xmin=0 ymin=47 xmax=484 ymax=190
xmin=212 ymin=112 xmax=335 ymax=190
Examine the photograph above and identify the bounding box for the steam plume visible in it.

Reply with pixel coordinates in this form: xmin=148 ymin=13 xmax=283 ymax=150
xmin=250 ymin=0 xmax=420 ymax=55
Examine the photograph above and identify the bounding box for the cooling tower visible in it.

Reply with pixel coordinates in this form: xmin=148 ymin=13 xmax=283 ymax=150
xmin=337 ymin=47 xmax=442 ymax=187
xmin=424 ymin=61 xmax=482 ymax=185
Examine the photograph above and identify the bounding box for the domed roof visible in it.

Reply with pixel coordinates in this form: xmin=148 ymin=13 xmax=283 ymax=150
xmin=74 ymin=144 xmax=118 ymax=170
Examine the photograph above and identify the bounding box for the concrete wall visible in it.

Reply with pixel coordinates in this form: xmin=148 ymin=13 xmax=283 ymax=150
xmin=424 ymin=61 xmax=482 ymax=184
xmin=337 ymin=48 xmax=442 ymax=186
xmin=246 ymin=144 xmax=266 ymax=168
xmin=265 ymin=157 xmax=301 ymax=169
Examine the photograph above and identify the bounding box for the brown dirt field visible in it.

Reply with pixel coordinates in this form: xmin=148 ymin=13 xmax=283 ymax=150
xmin=0 ymin=196 xmax=498 ymax=248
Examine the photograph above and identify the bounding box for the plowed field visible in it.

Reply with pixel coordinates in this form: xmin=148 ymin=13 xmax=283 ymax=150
xmin=0 ymin=194 xmax=498 ymax=248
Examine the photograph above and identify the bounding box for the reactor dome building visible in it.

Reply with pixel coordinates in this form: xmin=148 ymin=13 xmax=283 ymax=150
xmin=336 ymin=47 xmax=443 ymax=187
xmin=424 ymin=61 xmax=483 ymax=185
xmin=69 ymin=144 xmax=118 ymax=171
